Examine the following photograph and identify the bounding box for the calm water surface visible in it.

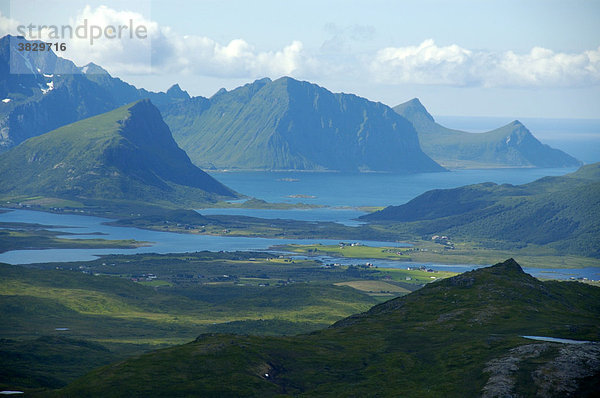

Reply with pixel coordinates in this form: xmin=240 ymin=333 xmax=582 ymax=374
xmin=1 ymin=167 xmax=596 ymax=280
xmin=0 ymin=208 xmax=406 ymax=264
xmin=207 ymin=167 xmax=578 ymax=208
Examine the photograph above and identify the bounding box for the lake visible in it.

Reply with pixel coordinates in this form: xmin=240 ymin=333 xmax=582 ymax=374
xmin=0 ymin=208 xmax=407 ymax=264
xmin=1 ymin=166 xmax=597 ymax=280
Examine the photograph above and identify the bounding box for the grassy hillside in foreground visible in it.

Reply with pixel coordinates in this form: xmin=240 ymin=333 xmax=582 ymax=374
xmin=394 ymin=98 xmax=581 ymax=169
xmin=0 ymin=100 xmax=237 ymax=207
xmin=56 ymin=259 xmax=600 ymax=397
xmin=362 ymin=163 xmax=600 ymax=258
xmin=1 ymin=251 xmax=434 ymax=392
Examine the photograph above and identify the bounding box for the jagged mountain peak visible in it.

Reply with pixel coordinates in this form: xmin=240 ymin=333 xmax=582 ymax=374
xmin=81 ymin=62 xmax=109 ymax=75
xmin=393 ymin=98 xmax=581 ymax=168
xmin=166 ymin=83 xmax=190 ymax=99
xmin=0 ymin=35 xmax=196 ymax=151
xmin=0 ymin=99 xmax=237 ymax=204
xmin=485 ymin=258 xmax=525 ymax=274
xmin=163 ymin=78 xmax=444 ymax=172
xmin=394 ymin=97 xmax=435 ymax=123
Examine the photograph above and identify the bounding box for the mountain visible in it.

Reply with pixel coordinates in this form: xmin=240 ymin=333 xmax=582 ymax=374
xmin=161 ymin=77 xmax=445 ymax=172
xmin=0 ymin=100 xmax=237 ymax=205
xmin=0 ymin=35 xmax=189 ymax=151
xmin=362 ymin=163 xmax=600 ymax=257
xmin=58 ymin=259 xmax=600 ymax=397
xmin=393 ymin=98 xmax=582 ymax=169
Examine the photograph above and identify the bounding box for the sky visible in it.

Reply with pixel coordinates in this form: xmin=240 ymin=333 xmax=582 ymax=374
xmin=2 ymin=0 xmax=600 ymax=118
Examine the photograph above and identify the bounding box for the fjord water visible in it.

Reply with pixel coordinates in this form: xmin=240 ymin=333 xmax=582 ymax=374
xmin=205 ymin=167 xmax=579 ymax=208
xmin=2 ymin=166 xmax=597 ymax=281
xmin=0 ymin=208 xmax=407 ymax=265
xmin=1 ymin=206 xmax=597 ymax=280
xmin=0 ymin=206 xmax=597 ymax=280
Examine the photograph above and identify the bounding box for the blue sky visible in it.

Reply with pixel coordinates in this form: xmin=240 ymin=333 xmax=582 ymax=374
xmin=2 ymin=0 xmax=600 ymax=118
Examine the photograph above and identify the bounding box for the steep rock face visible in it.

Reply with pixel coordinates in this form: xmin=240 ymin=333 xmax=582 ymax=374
xmin=163 ymin=77 xmax=445 ymax=172
xmin=0 ymin=99 xmax=236 ymax=204
xmin=393 ymin=98 xmax=581 ymax=168
xmin=0 ymin=35 xmax=189 ymax=152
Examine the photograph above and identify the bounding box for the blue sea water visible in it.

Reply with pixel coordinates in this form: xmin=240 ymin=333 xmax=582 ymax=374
xmin=1 ymin=165 xmax=597 ymax=280
xmin=206 ymin=167 xmax=578 ymax=209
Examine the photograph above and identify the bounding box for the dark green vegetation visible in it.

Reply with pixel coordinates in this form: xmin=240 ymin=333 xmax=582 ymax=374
xmin=0 ymin=35 xmax=188 ymax=151
xmin=110 ymin=207 xmax=400 ymax=240
xmin=0 ymin=100 xmax=237 ymax=206
xmin=363 ymin=163 xmax=600 ymax=258
xmin=162 ymin=77 xmax=444 ymax=172
xmin=0 ymin=221 xmax=148 ymax=253
xmin=394 ymin=98 xmax=581 ymax=168
xmin=1 ymin=251 xmax=423 ymax=393
xmin=56 ymin=259 xmax=600 ymax=397
xmin=0 ymin=336 xmax=117 ymax=392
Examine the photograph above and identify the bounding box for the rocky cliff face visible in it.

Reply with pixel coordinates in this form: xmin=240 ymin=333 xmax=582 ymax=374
xmin=162 ymin=77 xmax=445 ymax=172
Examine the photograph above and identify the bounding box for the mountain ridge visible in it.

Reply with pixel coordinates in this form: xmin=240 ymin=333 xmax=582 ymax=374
xmin=57 ymin=258 xmax=600 ymax=397
xmin=393 ymin=98 xmax=582 ymax=169
xmin=0 ymin=99 xmax=237 ymax=205
xmin=162 ymin=76 xmax=445 ymax=172
xmin=0 ymin=35 xmax=189 ymax=151
xmin=361 ymin=163 xmax=600 ymax=257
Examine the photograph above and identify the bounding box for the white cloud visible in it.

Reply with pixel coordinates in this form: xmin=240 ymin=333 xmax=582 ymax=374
xmin=370 ymin=39 xmax=600 ymax=88
xmin=3 ymin=6 xmax=599 ymax=90
xmin=370 ymin=39 xmax=474 ymax=86
xmin=59 ymin=5 xmax=156 ymax=74
xmin=22 ymin=5 xmax=319 ymax=78
xmin=168 ymin=36 xmax=312 ymax=78
xmin=0 ymin=12 xmax=20 ymax=36
xmin=1 ymin=5 xmax=318 ymax=78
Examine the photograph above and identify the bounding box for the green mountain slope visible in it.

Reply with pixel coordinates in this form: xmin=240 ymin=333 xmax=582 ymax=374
xmin=162 ymin=77 xmax=445 ymax=172
xmin=0 ymin=100 xmax=237 ymax=206
xmin=0 ymin=35 xmax=189 ymax=151
xmin=58 ymin=259 xmax=600 ymax=397
xmin=362 ymin=163 xmax=600 ymax=257
xmin=0 ymin=251 xmax=388 ymax=392
xmin=394 ymin=98 xmax=581 ymax=168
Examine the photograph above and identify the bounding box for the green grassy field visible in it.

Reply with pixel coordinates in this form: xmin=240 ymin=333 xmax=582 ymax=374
xmin=277 ymin=241 xmax=600 ymax=269
xmin=54 ymin=260 xmax=600 ymax=397
xmin=334 ymin=280 xmax=412 ymax=296
xmin=1 ymin=251 xmax=436 ymax=392
xmin=278 ymin=243 xmax=412 ymax=260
